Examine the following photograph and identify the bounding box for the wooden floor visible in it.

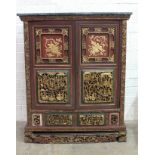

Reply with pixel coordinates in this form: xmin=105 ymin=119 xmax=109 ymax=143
xmin=16 ymin=121 xmax=138 ymax=155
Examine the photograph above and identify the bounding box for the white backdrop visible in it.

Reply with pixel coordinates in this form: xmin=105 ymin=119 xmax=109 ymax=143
xmin=16 ymin=0 xmax=138 ymax=121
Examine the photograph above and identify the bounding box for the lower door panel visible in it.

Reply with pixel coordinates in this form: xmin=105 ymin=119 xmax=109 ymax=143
xmin=31 ymin=68 xmax=75 ymax=110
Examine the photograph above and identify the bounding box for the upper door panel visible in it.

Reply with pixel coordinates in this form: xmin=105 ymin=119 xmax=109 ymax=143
xmin=30 ymin=21 xmax=74 ymax=66
xmin=77 ymin=21 xmax=120 ymax=65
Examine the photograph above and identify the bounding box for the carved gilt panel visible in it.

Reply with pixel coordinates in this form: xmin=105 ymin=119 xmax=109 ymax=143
xmin=81 ymin=27 xmax=115 ymax=63
xmin=79 ymin=113 xmax=105 ymax=126
xmin=37 ymin=70 xmax=70 ymax=104
xmin=45 ymin=113 xmax=73 ymax=126
xmin=35 ymin=27 xmax=70 ymax=64
xmin=32 ymin=113 xmax=42 ymax=127
xmin=82 ymin=70 xmax=114 ymax=104
xmin=109 ymin=113 xmax=119 ymax=125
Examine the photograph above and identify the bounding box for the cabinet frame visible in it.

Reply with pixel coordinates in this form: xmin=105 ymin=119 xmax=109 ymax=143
xmin=18 ymin=13 xmax=131 ymax=143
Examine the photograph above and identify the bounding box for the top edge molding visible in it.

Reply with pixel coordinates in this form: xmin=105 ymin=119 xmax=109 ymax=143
xmin=17 ymin=12 xmax=132 ymax=21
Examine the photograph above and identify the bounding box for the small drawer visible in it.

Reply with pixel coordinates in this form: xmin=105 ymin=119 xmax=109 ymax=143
xmin=44 ymin=113 xmax=73 ymax=126
xmin=78 ymin=112 xmax=105 ymax=126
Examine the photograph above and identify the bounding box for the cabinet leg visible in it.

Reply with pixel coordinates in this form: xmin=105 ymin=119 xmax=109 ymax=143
xmin=24 ymin=131 xmax=33 ymax=143
xmin=117 ymin=131 xmax=127 ymax=142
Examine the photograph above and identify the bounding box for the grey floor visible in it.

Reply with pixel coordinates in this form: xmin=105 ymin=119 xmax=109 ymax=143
xmin=16 ymin=121 xmax=138 ymax=155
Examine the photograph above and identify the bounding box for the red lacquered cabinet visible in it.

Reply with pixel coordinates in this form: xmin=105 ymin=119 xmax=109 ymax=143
xmin=18 ymin=12 xmax=131 ymax=143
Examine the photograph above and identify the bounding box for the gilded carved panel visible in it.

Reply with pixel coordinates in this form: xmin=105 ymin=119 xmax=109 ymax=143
xmin=81 ymin=27 xmax=115 ymax=63
xmin=79 ymin=113 xmax=105 ymax=126
xmin=45 ymin=113 xmax=73 ymax=126
xmin=82 ymin=70 xmax=114 ymax=104
xmin=32 ymin=113 xmax=42 ymax=127
xmin=41 ymin=34 xmax=64 ymax=59
xmin=35 ymin=27 xmax=70 ymax=64
xmin=37 ymin=70 xmax=70 ymax=104
xmin=109 ymin=113 xmax=119 ymax=125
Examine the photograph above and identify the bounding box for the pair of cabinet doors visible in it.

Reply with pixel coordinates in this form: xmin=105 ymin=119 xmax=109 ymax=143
xmin=29 ymin=20 xmax=121 ymax=129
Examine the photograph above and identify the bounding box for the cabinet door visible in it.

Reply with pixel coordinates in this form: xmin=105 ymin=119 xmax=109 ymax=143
xmin=76 ymin=21 xmax=120 ymax=110
xmin=29 ymin=21 xmax=75 ymax=110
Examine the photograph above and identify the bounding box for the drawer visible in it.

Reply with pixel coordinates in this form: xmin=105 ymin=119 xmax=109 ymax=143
xmin=78 ymin=112 xmax=119 ymax=126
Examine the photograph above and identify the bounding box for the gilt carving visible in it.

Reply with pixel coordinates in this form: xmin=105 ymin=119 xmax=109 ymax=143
xmin=45 ymin=113 xmax=73 ymax=126
xmin=81 ymin=27 xmax=115 ymax=63
xmin=109 ymin=113 xmax=119 ymax=125
xmin=35 ymin=27 xmax=70 ymax=63
xmin=37 ymin=71 xmax=69 ymax=103
xmin=79 ymin=113 xmax=105 ymax=126
xmin=24 ymin=131 xmax=119 ymax=143
xmin=32 ymin=113 xmax=42 ymax=127
xmin=82 ymin=70 xmax=113 ymax=103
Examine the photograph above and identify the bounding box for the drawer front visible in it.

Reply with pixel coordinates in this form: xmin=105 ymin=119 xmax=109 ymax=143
xmin=78 ymin=112 xmax=120 ymax=126
xmin=78 ymin=113 xmax=105 ymax=126
xmin=45 ymin=113 xmax=73 ymax=126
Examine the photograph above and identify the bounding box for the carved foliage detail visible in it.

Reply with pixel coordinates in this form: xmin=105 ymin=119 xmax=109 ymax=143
xmin=45 ymin=113 xmax=73 ymax=126
xmin=79 ymin=113 xmax=105 ymax=126
xmin=81 ymin=27 xmax=115 ymax=63
xmin=37 ymin=71 xmax=69 ymax=103
xmin=82 ymin=70 xmax=113 ymax=103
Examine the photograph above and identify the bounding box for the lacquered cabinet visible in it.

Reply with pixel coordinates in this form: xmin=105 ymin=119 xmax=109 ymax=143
xmin=18 ymin=13 xmax=131 ymax=143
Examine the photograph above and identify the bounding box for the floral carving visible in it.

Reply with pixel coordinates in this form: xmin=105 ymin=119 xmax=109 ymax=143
xmin=87 ymin=34 xmax=109 ymax=57
xmin=35 ymin=27 xmax=70 ymax=64
xmin=42 ymin=34 xmax=63 ymax=59
xmin=81 ymin=27 xmax=115 ymax=63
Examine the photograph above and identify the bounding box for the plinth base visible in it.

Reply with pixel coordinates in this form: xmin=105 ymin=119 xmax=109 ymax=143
xmin=24 ymin=130 xmax=126 ymax=144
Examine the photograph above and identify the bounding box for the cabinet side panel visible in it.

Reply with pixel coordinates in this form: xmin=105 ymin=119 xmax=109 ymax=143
xmin=120 ymin=20 xmax=127 ymax=125
xmin=24 ymin=22 xmax=31 ymax=126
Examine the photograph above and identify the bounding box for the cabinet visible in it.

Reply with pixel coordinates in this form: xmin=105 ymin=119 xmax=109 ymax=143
xmin=18 ymin=13 xmax=131 ymax=143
